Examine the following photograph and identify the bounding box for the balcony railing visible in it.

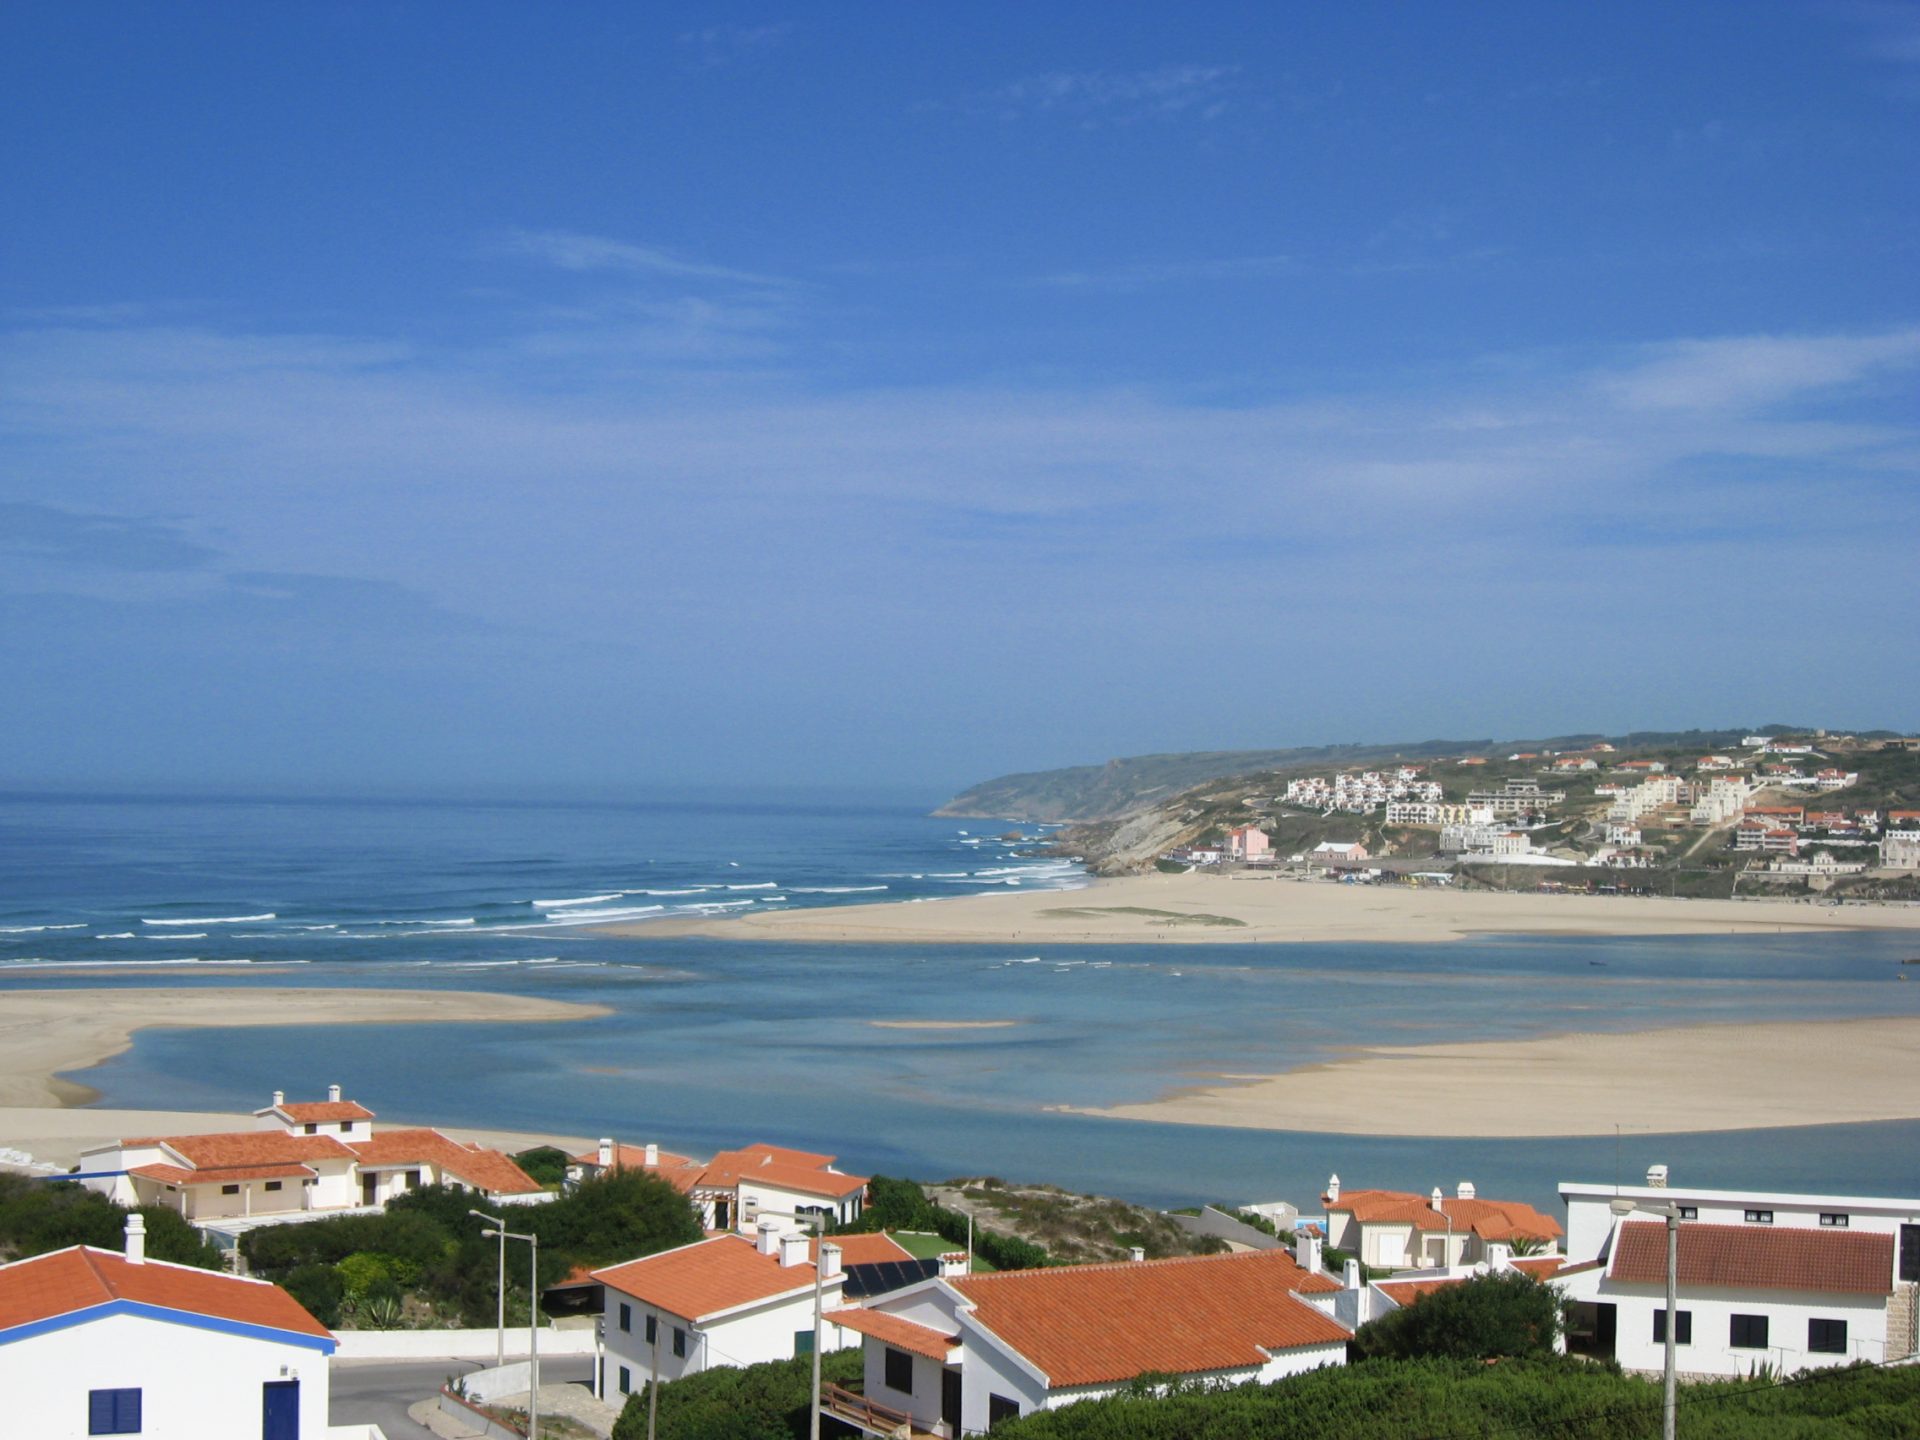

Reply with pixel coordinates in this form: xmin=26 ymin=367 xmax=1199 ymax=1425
xmin=820 ymin=1381 xmax=936 ymax=1439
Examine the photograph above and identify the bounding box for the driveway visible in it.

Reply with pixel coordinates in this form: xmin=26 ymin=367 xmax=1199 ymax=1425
xmin=332 ymin=1357 xmax=598 ymax=1440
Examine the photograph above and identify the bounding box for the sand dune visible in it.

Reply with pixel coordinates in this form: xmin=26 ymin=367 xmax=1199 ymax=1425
xmin=593 ymin=871 xmax=1920 ymax=946
xmin=1070 ymin=1017 xmax=1920 ymax=1138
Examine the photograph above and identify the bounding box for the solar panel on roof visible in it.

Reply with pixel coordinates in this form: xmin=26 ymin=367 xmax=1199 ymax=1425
xmin=841 ymin=1258 xmax=939 ymax=1298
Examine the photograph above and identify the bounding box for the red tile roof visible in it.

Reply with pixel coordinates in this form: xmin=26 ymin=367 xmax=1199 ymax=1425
xmin=702 ymin=1146 xmax=868 ymax=1201
xmin=347 ymin=1129 xmax=543 ymax=1195
xmin=273 ymin=1100 xmax=375 ymax=1123
xmin=826 ymin=1307 xmax=958 ymax=1358
xmin=1610 ymin=1221 xmax=1894 ymax=1295
xmin=1376 ymin=1278 xmax=1461 ymax=1306
xmin=950 ymin=1249 xmax=1347 ymax=1387
xmin=593 ymin=1235 xmax=834 ymax=1321
xmin=570 ymin=1144 xmax=706 ymax=1193
xmin=1327 ymin=1189 xmax=1562 ymax=1241
xmin=815 ymin=1233 xmax=915 ymax=1267
xmin=0 ymin=1248 xmax=332 ymax=1341
xmin=159 ymin=1132 xmax=356 ymax=1169
xmin=130 ymin=1162 xmax=314 ymax=1187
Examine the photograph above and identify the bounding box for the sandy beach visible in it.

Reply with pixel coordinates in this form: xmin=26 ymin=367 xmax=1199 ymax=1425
xmin=0 ymin=987 xmax=609 ymax=1109
xmin=1070 ymin=1016 xmax=1920 ymax=1138
xmin=591 ymin=870 xmax=1920 ymax=946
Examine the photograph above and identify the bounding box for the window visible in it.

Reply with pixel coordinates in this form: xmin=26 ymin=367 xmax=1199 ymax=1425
xmin=672 ymin=1327 xmax=686 ymax=1359
xmin=794 ymin=1329 xmax=815 ymax=1355
xmin=1744 ymin=1209 xmax=1773 ymax=1224
xmin=645 ymin=1314 xmax=657 ymax=1345
xmin=221 ymin=1184 xmax=241 ymax=1196
xmin=1809 ymin=1318 xmax=1848 ymax=1354
xmin=1903 ymin=1226 xmax=1920 ymax=1284
xmin=339 ymin=1121 xmax=351 ymax=1133
xmin=1677 ymin=1206 xmax=1698 ymax=1220
xmin=88 ymin=1388 xmax=142 ymax=1435
xmin=265 ymin=1181 xmax=282 ymax=1192
xmin=618 ymin=1366 xmax=632 ymax=1395
xmin=618 ymin=1302 xmax=631 ymax=1333
xmin=1820 ymin=1213 xmax=1849 ymax=1228
xmin=884 ymin=1346 xmax=914 ymax=1395
xmin=988 ymin=1394 xmax=1022 ymax=1428
xmin=1729 ymin=1313 xmax=1770 ymax=1349
xmin=1652 ymin=1309 xmax=1692 ymax=1345
xmin=404 ymin=1169 xmax=421 ymax=1189
xmin=304 ymin=1123 xmax=317 ymax=1135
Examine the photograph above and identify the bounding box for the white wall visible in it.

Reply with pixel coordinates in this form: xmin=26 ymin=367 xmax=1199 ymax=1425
xmin=601 ymin=1283 xmax=847 ymax=1393
xmin=331 ymin=1325 xmax=595 ymax=1360
xmin=0 ymin=1308 xmax=330 ymax=1440
xmin=1606 ymin=1284 xmax=1888 ymax=1377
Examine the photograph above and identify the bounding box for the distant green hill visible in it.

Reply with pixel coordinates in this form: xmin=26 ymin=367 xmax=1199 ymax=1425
xmin=936 ymin=727 xmax=1842 ymax=822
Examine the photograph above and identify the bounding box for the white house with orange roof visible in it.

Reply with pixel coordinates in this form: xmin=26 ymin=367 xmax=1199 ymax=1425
xmin=565 ymin=1139 xmax=706 ymax=1193
xmin=593 ymin=1221 xmax=862 ymax=1396
xmin=693 ymin=1144 xmax=869 ymax=1234
xmin=0 ymin=1215 xmax=338 ymax=1440
xmin=76 ymin=1085 xmax=545 ymax=1224
xmin=821 ymin=1248 xmax=1350 ymax=1436
xmin=1321 ymin=1175 xmax=1562 ymax=1271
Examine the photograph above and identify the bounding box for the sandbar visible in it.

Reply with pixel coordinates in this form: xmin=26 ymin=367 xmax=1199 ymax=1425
xmin=590 ymin=871 xmax=1920 ymax=946
xmin=1069 ymin=1017 xmax=1920 ymax=1138
xmin=869 ymin=1019 xmax=1019 ymax=1031
xmin=0 ymin=986 xmax=610 ymax=1110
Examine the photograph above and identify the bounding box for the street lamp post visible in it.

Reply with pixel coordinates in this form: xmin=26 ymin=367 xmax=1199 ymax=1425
xmin=1612 ymin=1198 xmax=1681 ymax=1440
xmin=470 ymin=1209 xmax=507 ymax=1370
xmin=481 ymin=1223 xmax=542 ymax=1440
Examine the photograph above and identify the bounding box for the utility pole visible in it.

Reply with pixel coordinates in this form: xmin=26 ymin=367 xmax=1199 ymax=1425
xmin=809 ymin=1216 xmax=825 ymax=1440
xmin=469 ymin=1209 xmax=507 ymax=1371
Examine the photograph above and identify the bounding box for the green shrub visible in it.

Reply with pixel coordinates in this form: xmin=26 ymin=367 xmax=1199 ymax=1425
xmin=513 ymin=1146 xmax=571 ymax=1187
xmin=611 ymin=1349 xmax=863 ymax=1440
xmin=0 ymin=1175 xmax=223 ymax=1270
xmin=281 ymin=1264 xmax=345 ymax=1327
xmin=1353 ymin=1271 xmax=1562 ymax=1361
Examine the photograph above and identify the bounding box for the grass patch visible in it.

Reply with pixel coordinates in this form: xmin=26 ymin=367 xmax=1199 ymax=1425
xmin=888 ymin=1229 xmax=997 ymax=1271
xmin=1040 ymin=905 xmax=1247 ymax=928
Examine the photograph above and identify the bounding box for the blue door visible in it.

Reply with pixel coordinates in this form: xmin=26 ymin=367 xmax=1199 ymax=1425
xmin=262 ymin=1380 xmax=300 ymax=1440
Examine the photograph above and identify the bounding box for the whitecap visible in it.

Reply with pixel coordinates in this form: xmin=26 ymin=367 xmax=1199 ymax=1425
xmin=95 ymin=932 xmax=137 ymax=940
xmin=542 ymin=904 xmax=665 ymax=924
xmin=531 ymin=894 xmax=621 ymax=908
xmin=726 ymin=882 xmax=777 ymax=890
xmin=143 ymin=932 xmax=208 ymax=940
xmin=0 ymin=923 xmax=86 ymax=933
xmin=142 ymin=914 xmax=275 ymax=926
xmin=788 ymin=885 xmax=889 ymax=894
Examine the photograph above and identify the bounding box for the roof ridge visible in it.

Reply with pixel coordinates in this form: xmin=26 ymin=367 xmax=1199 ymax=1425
xmin=958 ymin=1248 xmax=1288 ymax=1283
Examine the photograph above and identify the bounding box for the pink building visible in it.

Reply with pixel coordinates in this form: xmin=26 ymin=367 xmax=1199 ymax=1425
xmin=1224 ymin=826 xmax=1271 ymax=861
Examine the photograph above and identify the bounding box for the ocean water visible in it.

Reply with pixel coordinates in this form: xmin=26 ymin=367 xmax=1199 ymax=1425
xmin=4 ymin=790 xmax=1918 ymax=1212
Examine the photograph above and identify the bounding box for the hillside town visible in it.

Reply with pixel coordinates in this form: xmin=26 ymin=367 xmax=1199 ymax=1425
xmin=1156 ymin=731 xmax=1920 ymax=896
xmin=4 ymin=1082 xmax=1918 ymax=1438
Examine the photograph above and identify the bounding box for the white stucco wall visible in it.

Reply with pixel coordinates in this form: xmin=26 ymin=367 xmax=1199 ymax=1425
xmin=0 ymin=1308 xmax=330 ymax=1440
xmin=1605 ymin=1284 xmax=1888 ymax=1376
xmin=601 ymin=1281 xmax=848 ymax=1393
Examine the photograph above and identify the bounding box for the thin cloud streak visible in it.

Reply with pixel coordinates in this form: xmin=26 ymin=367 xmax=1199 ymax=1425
xmin=491 ymin=228 xmax=796 ymax=289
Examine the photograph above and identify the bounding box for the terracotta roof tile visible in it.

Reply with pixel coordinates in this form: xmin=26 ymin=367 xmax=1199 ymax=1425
xmin=1610 ymin=1221 xmax=1893 ymax=1295
xmin=951 ymin=1249 xmax=1348 ymax=1386
xmin=130 ymin=1162 xmax=314 ymax=1186
xmin=160 ymin=1132 xmax=356 ymax=1169
xmin=348 ymin=1128 xmax=543 ymax=1195
xmin=0 ymin=1247 xmax=331 ymax=1341
xmin=826 ymin=1307 xmax=957 ymax=1359
xmin=593 ymin=1235 xmax=836 ymax=1322
xmin=1376 ymin=1278 xmax=1461 ymax=1306
xmin=1327 ymin=1189 xmax=1562 ymax=1240
xmin=701 ymin=1147 xmax=868 ymax=1200
xmin=814 ymin=1234 xmax=915 ymax=1267
xmin=272 ymin=1101 xmax=374 ymax=1123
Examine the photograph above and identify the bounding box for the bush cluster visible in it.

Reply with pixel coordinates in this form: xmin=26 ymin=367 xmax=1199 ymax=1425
xmin=0 ymin=1173 xmax=224 ymax=1270
xmin=835 ymin=1175 xmax=1048 ymax=1270
xmin=610 ymin=1349 xmax=862 ymax=1440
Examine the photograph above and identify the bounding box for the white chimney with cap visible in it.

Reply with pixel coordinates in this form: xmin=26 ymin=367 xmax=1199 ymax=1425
xmin=778 ymin=1231 xmax=810 ymax=1269
xmin=1326 ymin=1173 xmax=1341 ymax=1203
xmin=1128 ymin=1246 xmax=1145 ymax=1263
xmin=597 ymin=1138 xmax=615 ymax=1169
xmin=644 ymin=1142 xmax=659 ymax=1167
xmin=939 ymin=1252 xmax=969 ymax=1278
xmin=756 ymin=1216 xmax=783 ymax=1256
xmin=1342 ymin=1257 xmax=1361 ymax=1292
xmin=818 ymin=1242 xmax=843 ymax=1280
xmin=1646 ymin=1164 xmax=1669 ymax=1189
xmin=327 ymin=1084 xmax=342 ymax=1103
xmin=1294 ymin=1228 xmax=1322 ymax=1275
xmin=1456 ymin=1181 xmax=1476 ymax=1200
xmin=271 ymin=1090 xmax=285 ymax=1109
xmin=1431 ymin=1187 xmax=1445 ymax=1213
xmin=124 ymin=1214 xmax=146 ymax=1265
xmin=1485 ymin=1241 xmax=1512 ymax=1273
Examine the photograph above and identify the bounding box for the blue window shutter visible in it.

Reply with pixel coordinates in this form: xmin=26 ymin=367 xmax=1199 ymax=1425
xmin=89 ymin=1391 xmax=114 ymax=1434
xmin=120 ymin=1390 xmax=142 ymax=1433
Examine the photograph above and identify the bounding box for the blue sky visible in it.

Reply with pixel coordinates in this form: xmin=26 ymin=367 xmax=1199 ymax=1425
xmin=3 ymin=2 xmax=1917 ymax=794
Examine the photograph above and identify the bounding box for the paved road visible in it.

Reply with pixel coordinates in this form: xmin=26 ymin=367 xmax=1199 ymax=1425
xmin=332 ymin=1357 xmax=597 ymax=1440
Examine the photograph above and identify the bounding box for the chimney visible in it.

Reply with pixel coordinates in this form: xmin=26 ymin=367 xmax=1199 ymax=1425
xmin=1326 ymin=1172 xmax=1341 ymax=1204
xmin=818 ymin=1242 xmax=843 ymax=1280
xmin=124 ymin=1214 xmax=146 ymax=1265
xmin=597 ymin=1138 xmax=614 ymax=1169
xmin=1486 ymin=1242 xmax=1512 ymax=1273
xmin=271 ymin=1090 xmax=285 ymax=1109
xmin=1431 ymin=1187 xmax=1444 ymax=1213
xmin=327 ymin=1084 xmax=341 ymax=1103
xmin=1343 ymin=1258 xmax=1361 ymax=1292
xmin=1294 ymin=1228 xmax=1322 ymax=1275
xmin=1646 ymin=1164 xmax=1669 ymax=1189
xmin=779 ymin=1232 xmax=810 ymax=1269
xmin=756 ymin=1216 xmax=782 ymax=1256
xmin=1456 ymin=1181 xmax=1475 ymax=1200
xmin=938 ymin=1251 xmax=969 ymax=1279
xmin=1128 ymin=1246 xmax=1146 ymax=1263
xmin=644 ymin=1143 xmax=659 ymax=1168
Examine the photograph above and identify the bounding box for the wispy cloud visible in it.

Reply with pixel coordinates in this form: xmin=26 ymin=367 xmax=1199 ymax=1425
xmin=979 ymin=65 xmax=1241 ymax=124
xmin=678 ymin=22 xmax=793 ymax=65
xmin=1598 ymin=328 xmax=1920 ymax=412
xmin=1032 ymin=254 xmax=1301 ymax=290
xmin=491 ymin=228 xmax=794 ymax=289
xmin=1834 ymin=1 xmax=1920 ymax=96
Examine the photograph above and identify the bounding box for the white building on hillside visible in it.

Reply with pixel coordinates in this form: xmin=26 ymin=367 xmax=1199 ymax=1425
xmin=1555 ymin=1171 xmax=1920 ymax=1376
xmin=1322 ymin=1177 xmax=1562 ymax=1271
xmin=1882 ymin=831 xmax=1920 ymax=871
xmin=0 ymin=1216 xmax=336 ymax=1440
xmin=821 ymin=1249 xmax=1349 ymax=1436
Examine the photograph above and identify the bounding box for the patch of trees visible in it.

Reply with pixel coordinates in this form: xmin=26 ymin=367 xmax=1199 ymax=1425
xmin=610 ymin=1350 xmax=862 ymax=1440
xmin=241 ymin=1170 xmax=702 ymax=1329
xmin=0 ymin=1173 xmax=223 ymax=1270
xmin=833 ymin=1175 xmax=1049 ymax=1270
xmin=1353 ymin=1271 xmax=1562 ymax=1361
